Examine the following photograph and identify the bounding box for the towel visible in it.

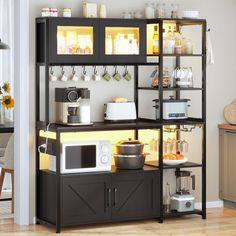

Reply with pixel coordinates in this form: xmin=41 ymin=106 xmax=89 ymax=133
xmin=206 ymin=31 xmax=214 ymax=65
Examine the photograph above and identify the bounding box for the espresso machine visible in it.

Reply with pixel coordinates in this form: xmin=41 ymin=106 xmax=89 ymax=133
xmin=55 ymin=87 xmax=92 ymax=126
xmin=171 ymin=170 xmax=195 ymax=212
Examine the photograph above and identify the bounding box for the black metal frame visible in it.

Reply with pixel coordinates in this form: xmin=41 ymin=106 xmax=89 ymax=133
xmin=35 ymin=17 xmax=207 ymax=233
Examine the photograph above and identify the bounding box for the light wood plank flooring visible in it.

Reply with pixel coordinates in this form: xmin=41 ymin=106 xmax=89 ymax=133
xmin=0 ymin=208 xmax=236 ymax=235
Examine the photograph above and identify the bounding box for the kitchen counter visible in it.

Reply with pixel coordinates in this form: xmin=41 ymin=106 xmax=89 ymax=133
xmin=218 ymin=123 xmax=236 ymax=131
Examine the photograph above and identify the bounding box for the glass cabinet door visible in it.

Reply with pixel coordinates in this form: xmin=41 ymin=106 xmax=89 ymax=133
xmin=100 ymin=19 xmax=146 ymax=63
xmin=105 ymin=27 xmax=140 ymax=55
xmin=57 ymin=26 xmax=94 ymax=55
xmin=49 ymin=18 xmax=99 ymax=63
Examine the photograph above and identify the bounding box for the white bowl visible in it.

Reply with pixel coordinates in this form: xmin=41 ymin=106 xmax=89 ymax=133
xmin=182 ymin=11 xmax=199 ymax=19
xmin=163 ymin=157 xmax=188 ymax=166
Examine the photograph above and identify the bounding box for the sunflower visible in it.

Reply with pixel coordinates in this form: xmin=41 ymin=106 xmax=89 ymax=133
xmin=2 ymin=96 xmax=14 ymax=109
xmin=2 ymin=82 xmax=11 ymax=93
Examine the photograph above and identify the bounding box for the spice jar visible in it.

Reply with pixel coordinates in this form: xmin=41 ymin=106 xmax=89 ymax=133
xmin=41 ymin=8 xmax=50 ymax=17
xmin=63 ymin=8 xmax=72 ymax=17
xmin=50 ymin=8 xmax=58 ymax=17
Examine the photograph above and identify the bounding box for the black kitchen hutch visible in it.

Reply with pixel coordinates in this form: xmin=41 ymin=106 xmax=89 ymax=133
xmin=36 ymin=17 xmax=207 ymax=233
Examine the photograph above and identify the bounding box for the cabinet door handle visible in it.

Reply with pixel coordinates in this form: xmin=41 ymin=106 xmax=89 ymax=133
xmin=113 ymin=188 xmax=117 ymax=206
xmin=107 ymin=188 xmax=111 ymax=207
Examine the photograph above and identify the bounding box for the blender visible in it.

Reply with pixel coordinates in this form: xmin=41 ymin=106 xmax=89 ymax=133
xmin=171 ymin=170 xmax=195 ymax=212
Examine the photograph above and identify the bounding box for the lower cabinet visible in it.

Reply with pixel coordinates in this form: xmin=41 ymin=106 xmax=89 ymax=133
xmin=61 ymin=169 xmax=160 ymax=226
xmin=219 ymin=129 xmax=236 ymax=202
xmin=61 ymin=174 xmax=111 ymax=226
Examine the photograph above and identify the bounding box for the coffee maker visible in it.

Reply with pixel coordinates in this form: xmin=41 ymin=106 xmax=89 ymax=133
xmin=171 ymin=170 xmax=195 ymax=212
xmin=55 ymin=87 xmax=92 ymax=126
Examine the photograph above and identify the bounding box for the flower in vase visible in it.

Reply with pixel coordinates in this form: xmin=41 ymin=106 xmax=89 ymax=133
xmin=2 ymin=82 xmax=11 ymax=93
xmin=2 ymin=95 xmax=14 ymax=109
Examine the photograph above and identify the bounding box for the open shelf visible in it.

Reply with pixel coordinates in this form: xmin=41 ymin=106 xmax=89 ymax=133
xmin=163 ymin=209 xmax=203 ymax=218
xmin=145 ymin=161 xmax=202 ymax=169
xmin=138 ymin=87 xmax=204 ymax=91
xmin=146 ymin=54 xmax=204 ymax=57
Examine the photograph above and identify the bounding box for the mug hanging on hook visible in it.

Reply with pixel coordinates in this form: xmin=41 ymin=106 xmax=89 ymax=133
xmin=123 ymin=66 xmax=132 ymax=81
xmin=49 ymin=66 xmax=57 ymax=82
xmin=60 ymin=66 xmax=68 ymax=82
xmin=71 ymin=66 xmax=79 ymax=82
xmin=102 ymin=66 xmax=112 ymax=81
xmin=113 ymin=66 xmax=122 ymax=81
xmin=81 ymin=66 xmax=90 ymax=81
xmin=92 ymin=66 xmax=101 ymax=81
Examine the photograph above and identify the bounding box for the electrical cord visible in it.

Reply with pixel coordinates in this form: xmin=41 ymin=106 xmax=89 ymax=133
xmin=38 ymin=123 xmax=52 ymax=154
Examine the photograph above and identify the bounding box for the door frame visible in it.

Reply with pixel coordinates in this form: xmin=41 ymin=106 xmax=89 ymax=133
xmin=13 ymin=0 xmax=30 ymax=224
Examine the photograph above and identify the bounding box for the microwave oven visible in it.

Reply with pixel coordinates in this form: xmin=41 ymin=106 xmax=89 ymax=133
xmin=48 ymin=140 xmax=111 ymax=173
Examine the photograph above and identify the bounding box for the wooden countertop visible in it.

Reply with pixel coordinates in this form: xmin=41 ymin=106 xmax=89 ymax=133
xmin=218 ymin=124 xmax=236 ymax=131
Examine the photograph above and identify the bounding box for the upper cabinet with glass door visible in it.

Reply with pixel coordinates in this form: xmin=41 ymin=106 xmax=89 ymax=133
xmin=99 ymin=19 xmax=146 ymax=63
xmin=36 ymin=18 xmax=99 ymax=64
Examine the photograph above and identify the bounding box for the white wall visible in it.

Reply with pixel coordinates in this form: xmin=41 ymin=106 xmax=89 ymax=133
xmin=29 ymin=0 xmax=236 ymax=222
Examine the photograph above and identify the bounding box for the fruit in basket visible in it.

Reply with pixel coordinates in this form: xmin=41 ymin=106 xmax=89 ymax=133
xmin=163 ymin=153 xmax=184 ymax=160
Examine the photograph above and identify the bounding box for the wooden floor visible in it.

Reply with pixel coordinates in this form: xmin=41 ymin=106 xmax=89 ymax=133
xmin=0 ymin=208 xmax=236 ymax=235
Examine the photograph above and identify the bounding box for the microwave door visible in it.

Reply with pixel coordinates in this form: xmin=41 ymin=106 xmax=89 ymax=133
xmin=65 ymin=145 xmax=96 ymax=170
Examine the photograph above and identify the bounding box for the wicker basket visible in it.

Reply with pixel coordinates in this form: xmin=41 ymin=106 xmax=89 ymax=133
xmin=224 ymin=100 xmax=236 ymax=125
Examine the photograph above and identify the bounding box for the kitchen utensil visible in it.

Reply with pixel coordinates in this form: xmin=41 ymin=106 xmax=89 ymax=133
xmin=153 ymin=96 xmax=191 ymax=120
xmin=104 ymin=101 xmax=137 ymax=122
xmin=171 ymin=170 xmax=195 ymax=212
xmin=116 ymin=139 xmax=144 ymax=155
xmin=113 ymin=66 xmax=122 ymax=81
xmin=123 ymin=66 xmax=132 ymax=81
xmin=102 ymin=66 xmax=112 ymax=81
xmin=114 ymin=153 xmax=148 ymax=169
xmin=55 ymin=87 xmax=92 ymax=126
xmin=49 ymin=67 xmax=57 ymax=82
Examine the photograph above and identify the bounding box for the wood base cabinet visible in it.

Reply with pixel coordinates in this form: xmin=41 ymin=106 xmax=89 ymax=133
xmin=37 ymin=166 xmax=160 ymax=229
xmin=219 ymin=128 xmax=236 ymax=202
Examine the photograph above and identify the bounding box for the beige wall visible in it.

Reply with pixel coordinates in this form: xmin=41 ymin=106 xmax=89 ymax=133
xmin=29 ymin=0 xmax=236 ymax=222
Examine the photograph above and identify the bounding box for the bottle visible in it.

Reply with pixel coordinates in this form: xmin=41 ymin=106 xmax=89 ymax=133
xmin=153 ymin=25 xmax=159 ymax=55
xmin=100 ymin=4 xmax=107 ymax=18
xmin=163 ymin=182 xmax=171 ymax=213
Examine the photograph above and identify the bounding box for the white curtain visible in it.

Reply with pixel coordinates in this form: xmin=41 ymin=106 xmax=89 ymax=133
xmin=0 ymin=0 xmax=14 ymax=121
